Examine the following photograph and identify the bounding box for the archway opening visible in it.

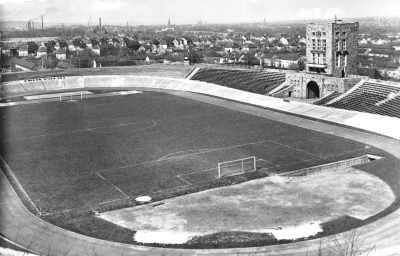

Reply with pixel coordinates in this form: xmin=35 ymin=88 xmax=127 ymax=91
xmin=307 ymin=81 xmax=320 ymax=99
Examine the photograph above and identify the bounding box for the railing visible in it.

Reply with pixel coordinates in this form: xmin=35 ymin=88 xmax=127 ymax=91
xmin=279 ymin=155 xmax=370 ymax=178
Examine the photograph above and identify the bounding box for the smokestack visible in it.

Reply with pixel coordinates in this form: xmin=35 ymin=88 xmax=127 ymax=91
xmin=41 ymin=16 xmax=43 ymax=30
xmin=28 ymin=21 xmax=31 ymax=31
xmin=99 ymin=18 xmax=102 ymax=30
xmin=32 ymin=21 xmax=34 ymax=30
xmin=62 ymin=23 xmax=64 ymax=30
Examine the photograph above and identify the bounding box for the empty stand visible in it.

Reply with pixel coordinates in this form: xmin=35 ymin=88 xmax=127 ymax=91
xmin=190 ymin=68 xmax=286 ymax=95
xmin=325 ymin=80 xmax=400 ymax=118
xmin=313 ymin=91 xmax=342 ymax=106
xmin=1 ymin=82 xmax=27 ymax=95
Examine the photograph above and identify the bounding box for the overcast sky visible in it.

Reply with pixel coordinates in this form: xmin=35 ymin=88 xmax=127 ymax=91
xmin=1 ymin=0 xmax=400 ymax=25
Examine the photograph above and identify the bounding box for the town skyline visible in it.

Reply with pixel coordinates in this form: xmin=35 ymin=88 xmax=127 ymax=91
xmin=1 ymin=0 xmax=400 ymax=26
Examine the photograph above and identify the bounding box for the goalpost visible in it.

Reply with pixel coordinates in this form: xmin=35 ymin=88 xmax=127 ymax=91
xmin=59 ymin=92 xmax=83 ymax=101
xmin=218 ymin=156 xmax=256 ymax=178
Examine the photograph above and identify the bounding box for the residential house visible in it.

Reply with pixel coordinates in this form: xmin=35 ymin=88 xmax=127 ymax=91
xmin=36 ymin=46 xmax=47 ymax=58
xmin=279 ymin=37 xmax=289 ymax=46
xmin=55 ymin=48 xmax=67 ymax=60
xmin=159 ymin=40 xmax=168 ymax=49
xmin=359 ymin=38 xmax=368 ymax=44
xmin=157 ymin=46 xmax=166 ymax=54
xmin=357 ymin=67 xmax=383 ymax=79
xmin=13 ymin=58 xmax=39 ymax=71
xmin=92 ymin=45 xmax=100 ymax=55
xmin=242 ymin=43 xmax=257 ymax=52
xmin=68 ymin=42 xmax=76 ymax=51
xmin=18 ymin=45 xmax=28 ymax=57
xmin=392 ymin=42 xmax=400 ymax=51
xmin=172 ymin=39 xmax=180 ymax=47
xmin=386 ymin=66 xmax=400 ymax=79
xmin=84 ymin=39 xmax=92 ymax=49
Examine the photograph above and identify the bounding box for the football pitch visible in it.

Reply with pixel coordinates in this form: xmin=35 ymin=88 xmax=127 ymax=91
xmin=0 ymin=91 xmax=373 ymax=214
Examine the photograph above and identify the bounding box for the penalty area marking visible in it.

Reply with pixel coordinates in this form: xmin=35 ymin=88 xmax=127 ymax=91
xmin=95 ymin=172 xmax=129 ymax=199
xmin=0 ymin=155 xmax=42 ymax=216
xmin=176 ymin=175 xmax=193 ymax=185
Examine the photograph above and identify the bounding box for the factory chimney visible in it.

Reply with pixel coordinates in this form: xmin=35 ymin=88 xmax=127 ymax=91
xmin=99 ymin=18 xmax=102 ymax=30
xmin=41 ymin=16 xmax=43 ymax=30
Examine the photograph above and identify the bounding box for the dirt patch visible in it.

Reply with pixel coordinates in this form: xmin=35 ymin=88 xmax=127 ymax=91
xmin=99 ymin=167 xmax=394 ymax=244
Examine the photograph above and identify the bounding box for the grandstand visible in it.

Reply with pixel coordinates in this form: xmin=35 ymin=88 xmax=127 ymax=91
xmin=316 ymin=80 xmax=400 ymax=118
xmin=313 ymin=91 xmax=343 ymax=106
xmin=189 ymin=68 xmax=286 ymax=95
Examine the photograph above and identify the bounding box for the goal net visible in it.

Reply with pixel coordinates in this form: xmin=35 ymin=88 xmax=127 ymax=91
xmin=218 ymin=156 xmax=256 ymax=178
xmin=60 ymin=92 xmax=83 ymax=101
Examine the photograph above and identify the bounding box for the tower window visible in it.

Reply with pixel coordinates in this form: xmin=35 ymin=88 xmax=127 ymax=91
xmin=322 ymin=54 xmax=326 ymax=64
xmin=343 ymin=39 xmax=347 ymax=50
xmin=322 ymin=40 xmax=326 ymax=51
xmin=343 ymin=32 xmax=347 ymax=36
xmin=312 ymin=39 xmax=316 ymax=50
xmin=336 ymin=32 xmax=340 ymax=36
xmin=336 ymin=40 xmax=340 ymax=51
xmin=317 ymin=53 xmax=321 ymax=64
xmin=322 ymin=32 xmax=326 ymax=36
xmin=336 ymin=54 xmax=340 ymax=67
xmin=341 ymin=54 xmax=346 ymax=67
xmin=317 ymin=39 xmax=321 ymax=50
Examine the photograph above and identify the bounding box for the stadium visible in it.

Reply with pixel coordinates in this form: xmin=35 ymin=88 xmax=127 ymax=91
xmin=1 ymin=22 xmax=400 ymax=256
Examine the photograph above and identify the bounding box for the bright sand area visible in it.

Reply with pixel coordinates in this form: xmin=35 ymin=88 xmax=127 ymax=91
xmin=99 ymin=167 xmax=395 ymax=244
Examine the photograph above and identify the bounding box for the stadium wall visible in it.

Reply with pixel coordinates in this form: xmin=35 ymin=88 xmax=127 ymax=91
xmin=2 ymin=75 xmax=400 ymax=141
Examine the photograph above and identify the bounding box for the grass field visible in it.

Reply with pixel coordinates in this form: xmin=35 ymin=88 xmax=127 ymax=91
xmin=0 ymin=91 xmax=385 ymax=215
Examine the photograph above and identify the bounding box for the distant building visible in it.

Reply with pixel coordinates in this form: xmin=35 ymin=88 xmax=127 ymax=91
xmin=357 ymin=67 xmax=383 ymax=79
xmin=55 ymin=48 xmax=67 ymax=60
xmin=37 ymin=46 xmax=47 ymax=58
xmin=18 ymin=45 xmax=29 ymax=57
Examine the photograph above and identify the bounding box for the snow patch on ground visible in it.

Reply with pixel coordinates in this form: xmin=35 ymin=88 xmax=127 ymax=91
xmin=268 ymin=175 xmax=289 ymax=183
xmin=268 ymin=223 xmax=323 ymax=240
xmin=134 ymin=231 xmax=195 ymax=244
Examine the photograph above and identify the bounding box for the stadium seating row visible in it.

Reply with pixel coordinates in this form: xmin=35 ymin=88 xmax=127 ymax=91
xmin=315 ymin=80 xmax=400 ymax=118
xmin=189 ymin=68 xmax=287 ymax=95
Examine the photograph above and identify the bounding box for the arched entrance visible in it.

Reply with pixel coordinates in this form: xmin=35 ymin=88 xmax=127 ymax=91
xmin=306 ymin=81 xmax=320 ymax=99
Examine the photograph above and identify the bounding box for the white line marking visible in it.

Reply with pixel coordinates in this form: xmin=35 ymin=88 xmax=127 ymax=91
xmin=97 ymin=197 xmax=128 ymax=205
xmin=99 ymin=140 xmax=271 ymax=173
xmin=1 ymin=112 xmax=220 ymax=143
xmin=179 ymin=166 xmax=216 ymax=176
xmin=0 ymin=155 xmax=42 ymax=215
xmin=158 ymin=148 xmax=212 ymax=161
xmin=87 ymin=120 xmax=157 ymax=134
xmin=95 ymin=172 xmax=129 ymax=199
xmin=0 ymin=120 xmax=157 ymax=142
xmin=268 ymin=140 xmax=324 ymax=159
xmin=258 ymin=158 xmax=279 ymax=166
xmin=42 ymin=208 xmax=72 ymax=216
xmin=176 ymin=175 xmax=192 ymax=185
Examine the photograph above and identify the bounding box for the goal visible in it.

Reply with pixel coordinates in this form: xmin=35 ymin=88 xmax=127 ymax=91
xmin=59 ymin=92 xmax=83 ymax=101
xmin=218 ymin=156 xmax=256 ymax=178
